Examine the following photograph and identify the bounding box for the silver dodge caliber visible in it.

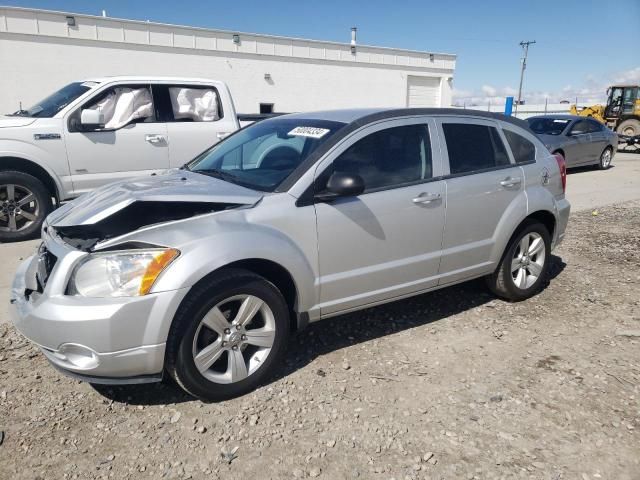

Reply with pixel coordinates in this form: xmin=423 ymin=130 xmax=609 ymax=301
xmin=10 ymin=109 xmax=570 ymax=401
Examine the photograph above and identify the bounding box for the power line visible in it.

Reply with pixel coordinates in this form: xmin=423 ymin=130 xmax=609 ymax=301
xmin=515 ymin=40 xmax=536 ymax=113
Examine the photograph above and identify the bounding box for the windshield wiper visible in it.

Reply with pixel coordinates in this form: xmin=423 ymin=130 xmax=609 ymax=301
xmin=193 ymin=168 xmax=240 ymax=182
xmin=7 ymin=109 xmax=30 ymax=117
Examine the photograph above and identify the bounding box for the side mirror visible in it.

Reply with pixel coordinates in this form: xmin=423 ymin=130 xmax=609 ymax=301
xmin=80 ymin=109 xmax=105 ymax=127
xmin=316 ymin=171 xmax=365 ymax=201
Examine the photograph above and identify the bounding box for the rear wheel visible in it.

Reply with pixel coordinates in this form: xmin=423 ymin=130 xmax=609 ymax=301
xmin=486 ymin=221 xmax=551 ymax=301
xmin=598 ymin=147 xmax=613 ymax=170
xmin=0 ymin=171 xmax=52 ymax=242
xmin=166 ymin=269 xmax=290 ymax=401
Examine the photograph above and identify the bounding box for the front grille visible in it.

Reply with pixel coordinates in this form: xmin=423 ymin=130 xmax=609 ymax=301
xmin=35 ymin=243 xmax=57 ymax=292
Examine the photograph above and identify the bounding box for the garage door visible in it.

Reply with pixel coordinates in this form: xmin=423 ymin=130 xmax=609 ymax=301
xmin=407 ymin=76 xmax=441 ymax=107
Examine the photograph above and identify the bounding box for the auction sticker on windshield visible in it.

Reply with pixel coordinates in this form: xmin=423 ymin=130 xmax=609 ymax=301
xmin=288 ymin=127 xmax=330 ymax=139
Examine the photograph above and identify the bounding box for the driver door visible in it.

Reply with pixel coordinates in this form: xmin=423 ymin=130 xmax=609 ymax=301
xmin=313 ymin=118 xmax=446 ymax=316
xmin=63 ymin=84 xmax=169 ymax=196
xmin=564 ymin=120 xmax=594 ymax=166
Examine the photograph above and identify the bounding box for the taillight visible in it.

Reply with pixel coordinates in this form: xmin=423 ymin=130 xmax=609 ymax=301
xmin=554 ymin=153 xmax=567 ymax=193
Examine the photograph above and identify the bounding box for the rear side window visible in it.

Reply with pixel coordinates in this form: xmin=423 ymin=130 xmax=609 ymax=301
xmin=587 ymin=119 xmax=603 ymax=133
xmin=503 ymin=129 xmax=536 ymax=164
xmin=153 ymin=85 xmax=222 ymax=122
xmin=442 ymin=123 xmax=510 ymax=175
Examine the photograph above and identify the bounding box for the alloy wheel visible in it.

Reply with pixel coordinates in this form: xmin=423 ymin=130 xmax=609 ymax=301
xmin=191 ymin=294 xmax=276 ymax=384
xmin=600 ymin=149 xmax=612 ymax=168
xmin=0 ymin=184 xmax=40 ymax=233
xmin=511 ymin=232 xmax=546 ymax=290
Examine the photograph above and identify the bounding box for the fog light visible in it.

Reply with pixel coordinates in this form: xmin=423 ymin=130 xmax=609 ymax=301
xmin=56 ymin=343 xmax=99 ymax=369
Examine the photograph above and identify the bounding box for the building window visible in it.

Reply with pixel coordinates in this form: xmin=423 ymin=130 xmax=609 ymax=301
xmin=260 ymin=103 xmax=274 ymax=114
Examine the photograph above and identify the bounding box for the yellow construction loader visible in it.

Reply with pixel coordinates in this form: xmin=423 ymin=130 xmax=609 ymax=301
xmin=570 ymin=84 xmax=640 ymax=151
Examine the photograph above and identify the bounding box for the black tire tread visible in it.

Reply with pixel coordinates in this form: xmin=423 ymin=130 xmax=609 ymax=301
xmin=485 ymin=220 xmax=551 ymax=302
xmin=165 ymin=268 xmax=289 ymax=402
xmin=0 ymin=170 xmax=52 ymax=242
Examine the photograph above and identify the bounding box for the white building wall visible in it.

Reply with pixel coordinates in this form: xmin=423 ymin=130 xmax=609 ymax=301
xmin=0 ymin=7 xmax=456 ymax=115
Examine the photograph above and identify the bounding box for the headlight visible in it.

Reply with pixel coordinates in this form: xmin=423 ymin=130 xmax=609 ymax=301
xmin=69 ymin=249 xmax=179 ymax=297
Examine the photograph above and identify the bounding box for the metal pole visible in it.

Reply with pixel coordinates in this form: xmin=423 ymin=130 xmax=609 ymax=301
xmin=515 ymin=40 xmax=535 ymax=115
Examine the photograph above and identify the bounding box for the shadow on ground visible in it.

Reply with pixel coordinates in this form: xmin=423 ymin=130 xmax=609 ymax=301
xmin=93 ymin=255 xmax=566 ymax=405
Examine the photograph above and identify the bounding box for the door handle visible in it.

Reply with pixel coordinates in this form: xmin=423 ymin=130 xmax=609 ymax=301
xmin=216 ymin=132 xmax=231 ymax=140
xmin=412 ymin=192 xmax=442 ymax=204
xmin=145 ymin=134 xmax=166 ymax=144
xmin=499 ymin=177 xmax=522 ymax=188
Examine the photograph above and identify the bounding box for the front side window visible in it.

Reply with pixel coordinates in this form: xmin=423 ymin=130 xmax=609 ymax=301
xmin=187 ymin=118 xmax=345 ymax=192
xmin=331 ymin=124 xmax=432 ymax=192
xmin=503 ymin=129 xmax=536 ymax=164
xmin=443 ymin=123 xmax=510 ymax=175
xmin=85 ymin=86 xmax=154 ymax=129
xmin=10 ymin=82 xmax=96 ymax=118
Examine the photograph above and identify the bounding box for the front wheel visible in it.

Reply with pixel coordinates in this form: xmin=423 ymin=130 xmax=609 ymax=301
xmin=486 ymin=221 xmax=551 ymax=301
xmin=0 ymin=171 xmax=53 ymax=242
xmin=166 ymin=269 xmax=290 ymax=401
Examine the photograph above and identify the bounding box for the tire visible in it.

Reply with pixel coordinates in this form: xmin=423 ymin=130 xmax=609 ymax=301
xmin=598 ymin=147 xmax=613 ymax=170
xmin=485 ymin=221 xmax=551 ymax=302
xmin=616 ymin=119 xmax=640 ymax=137
xmin=0 ymin=171 xmax=53 ymax=243
xmin=166 ymin=268 xmax=290 ymax=401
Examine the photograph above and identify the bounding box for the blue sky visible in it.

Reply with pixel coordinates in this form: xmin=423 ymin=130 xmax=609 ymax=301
xmin=5 ymin=0 xmax=640 ymax=105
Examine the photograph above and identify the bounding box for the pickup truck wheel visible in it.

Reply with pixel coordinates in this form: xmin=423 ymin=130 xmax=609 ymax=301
xmin=0 ymin=171 xmax=52 ymax=242
xmin=166 ymin=269 xmax=290 ymax=401
xmin=485 ymin=221 xmax=551 ymax=301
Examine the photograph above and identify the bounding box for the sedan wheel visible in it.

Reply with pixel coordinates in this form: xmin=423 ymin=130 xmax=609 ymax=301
xmin=192 ymin=294 xmax=276 ymax=384
xmin=598 ymin=148 xmax=612 ymax=170
xmin=167 ymin=269 xmax=289 ymax=401
xmin=510 ymin=232 xmax=546 ymax=290
xmin=485 ymin=221 xmax=551 ymax=301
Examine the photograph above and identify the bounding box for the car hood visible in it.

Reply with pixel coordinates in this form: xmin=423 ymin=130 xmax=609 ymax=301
xmin=0 ymin=115 xmax=38 ymax=128
xmin=48 ymin=169 xmax=264 ymax=228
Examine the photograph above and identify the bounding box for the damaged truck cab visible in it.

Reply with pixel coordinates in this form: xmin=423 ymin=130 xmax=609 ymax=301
xmin=10 ymin=109 xmax=570 ymax=401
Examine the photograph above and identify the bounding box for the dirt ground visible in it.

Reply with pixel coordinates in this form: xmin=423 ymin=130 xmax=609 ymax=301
xmin=1 ymin=201 xmax=639 ymax=480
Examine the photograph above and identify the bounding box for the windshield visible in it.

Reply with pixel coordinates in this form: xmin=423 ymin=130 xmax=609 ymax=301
xmin=187 ymin=118 xmax=345 ymax=192
xmin=10 ymin=82 xmax=97 ymax=117
xmin=527 ymin=117 xmax=571 ymax=136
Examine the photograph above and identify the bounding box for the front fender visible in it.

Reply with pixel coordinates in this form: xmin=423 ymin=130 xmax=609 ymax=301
xmin=0 ymin=138 xmax=68 ymax=197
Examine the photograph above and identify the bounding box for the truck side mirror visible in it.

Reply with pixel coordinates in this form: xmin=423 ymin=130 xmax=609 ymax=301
xmin=80 ymin=109 xmax=105 ymax=127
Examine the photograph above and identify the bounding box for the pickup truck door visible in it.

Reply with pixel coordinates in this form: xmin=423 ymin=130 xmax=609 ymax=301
xmin=63 ymin=84 xmax=169 ymax=196
xmin=152 ymin=84 xmax=239 ymax=168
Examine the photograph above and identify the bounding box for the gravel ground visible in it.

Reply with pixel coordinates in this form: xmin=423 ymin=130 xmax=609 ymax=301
xmin=1 ymin=201 xmax=639 ymax=480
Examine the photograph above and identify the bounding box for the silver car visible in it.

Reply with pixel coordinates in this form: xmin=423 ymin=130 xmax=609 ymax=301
xmin=527 ymin=115 xmax=618 ymax=169
xmin=10 ymin=109 xmax=570 ymax=401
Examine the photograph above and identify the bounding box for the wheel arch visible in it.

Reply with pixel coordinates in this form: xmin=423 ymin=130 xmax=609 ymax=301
xmin=182 ymin=258 xmax=303 ymax=333
xmin=0 ymin=156 xmax=60 ymax=202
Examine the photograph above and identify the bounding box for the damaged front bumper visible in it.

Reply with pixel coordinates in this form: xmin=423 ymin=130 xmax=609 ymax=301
xmin=9 ymin=229 xmax=190 ymax=383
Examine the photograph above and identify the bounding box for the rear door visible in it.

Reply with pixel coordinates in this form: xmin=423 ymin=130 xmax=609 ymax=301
xmin=436 ymin=117 xmax=526 ymax=285
xmin=63 ymin=83 xmax=169 ymax=196
xmin=314 ymin=118 xmax=446 ymax=315
xmin=153 ymin=84 xmax=238 ymax=168
xmin=565 ymin=119 xmax=594 ymax=166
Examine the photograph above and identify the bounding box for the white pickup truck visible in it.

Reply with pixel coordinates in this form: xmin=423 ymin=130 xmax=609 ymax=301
xmin=0 ymin=76 xmax=247 ymax=242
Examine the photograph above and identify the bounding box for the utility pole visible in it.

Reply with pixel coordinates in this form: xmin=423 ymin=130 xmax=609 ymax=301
xmin=515 ymin=40 xmax=536 ymax=114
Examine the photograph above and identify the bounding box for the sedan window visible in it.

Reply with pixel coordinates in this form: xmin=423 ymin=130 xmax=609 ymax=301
xmin=569 ymin=120 xmax=590 ymax=135
xmin=503 ymin=129 xmax=536 ymax=164
xmin=443 ymin=123 xmax=510 ymax=175
xmin=332 ymin=124 xmax=432 ymax=192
